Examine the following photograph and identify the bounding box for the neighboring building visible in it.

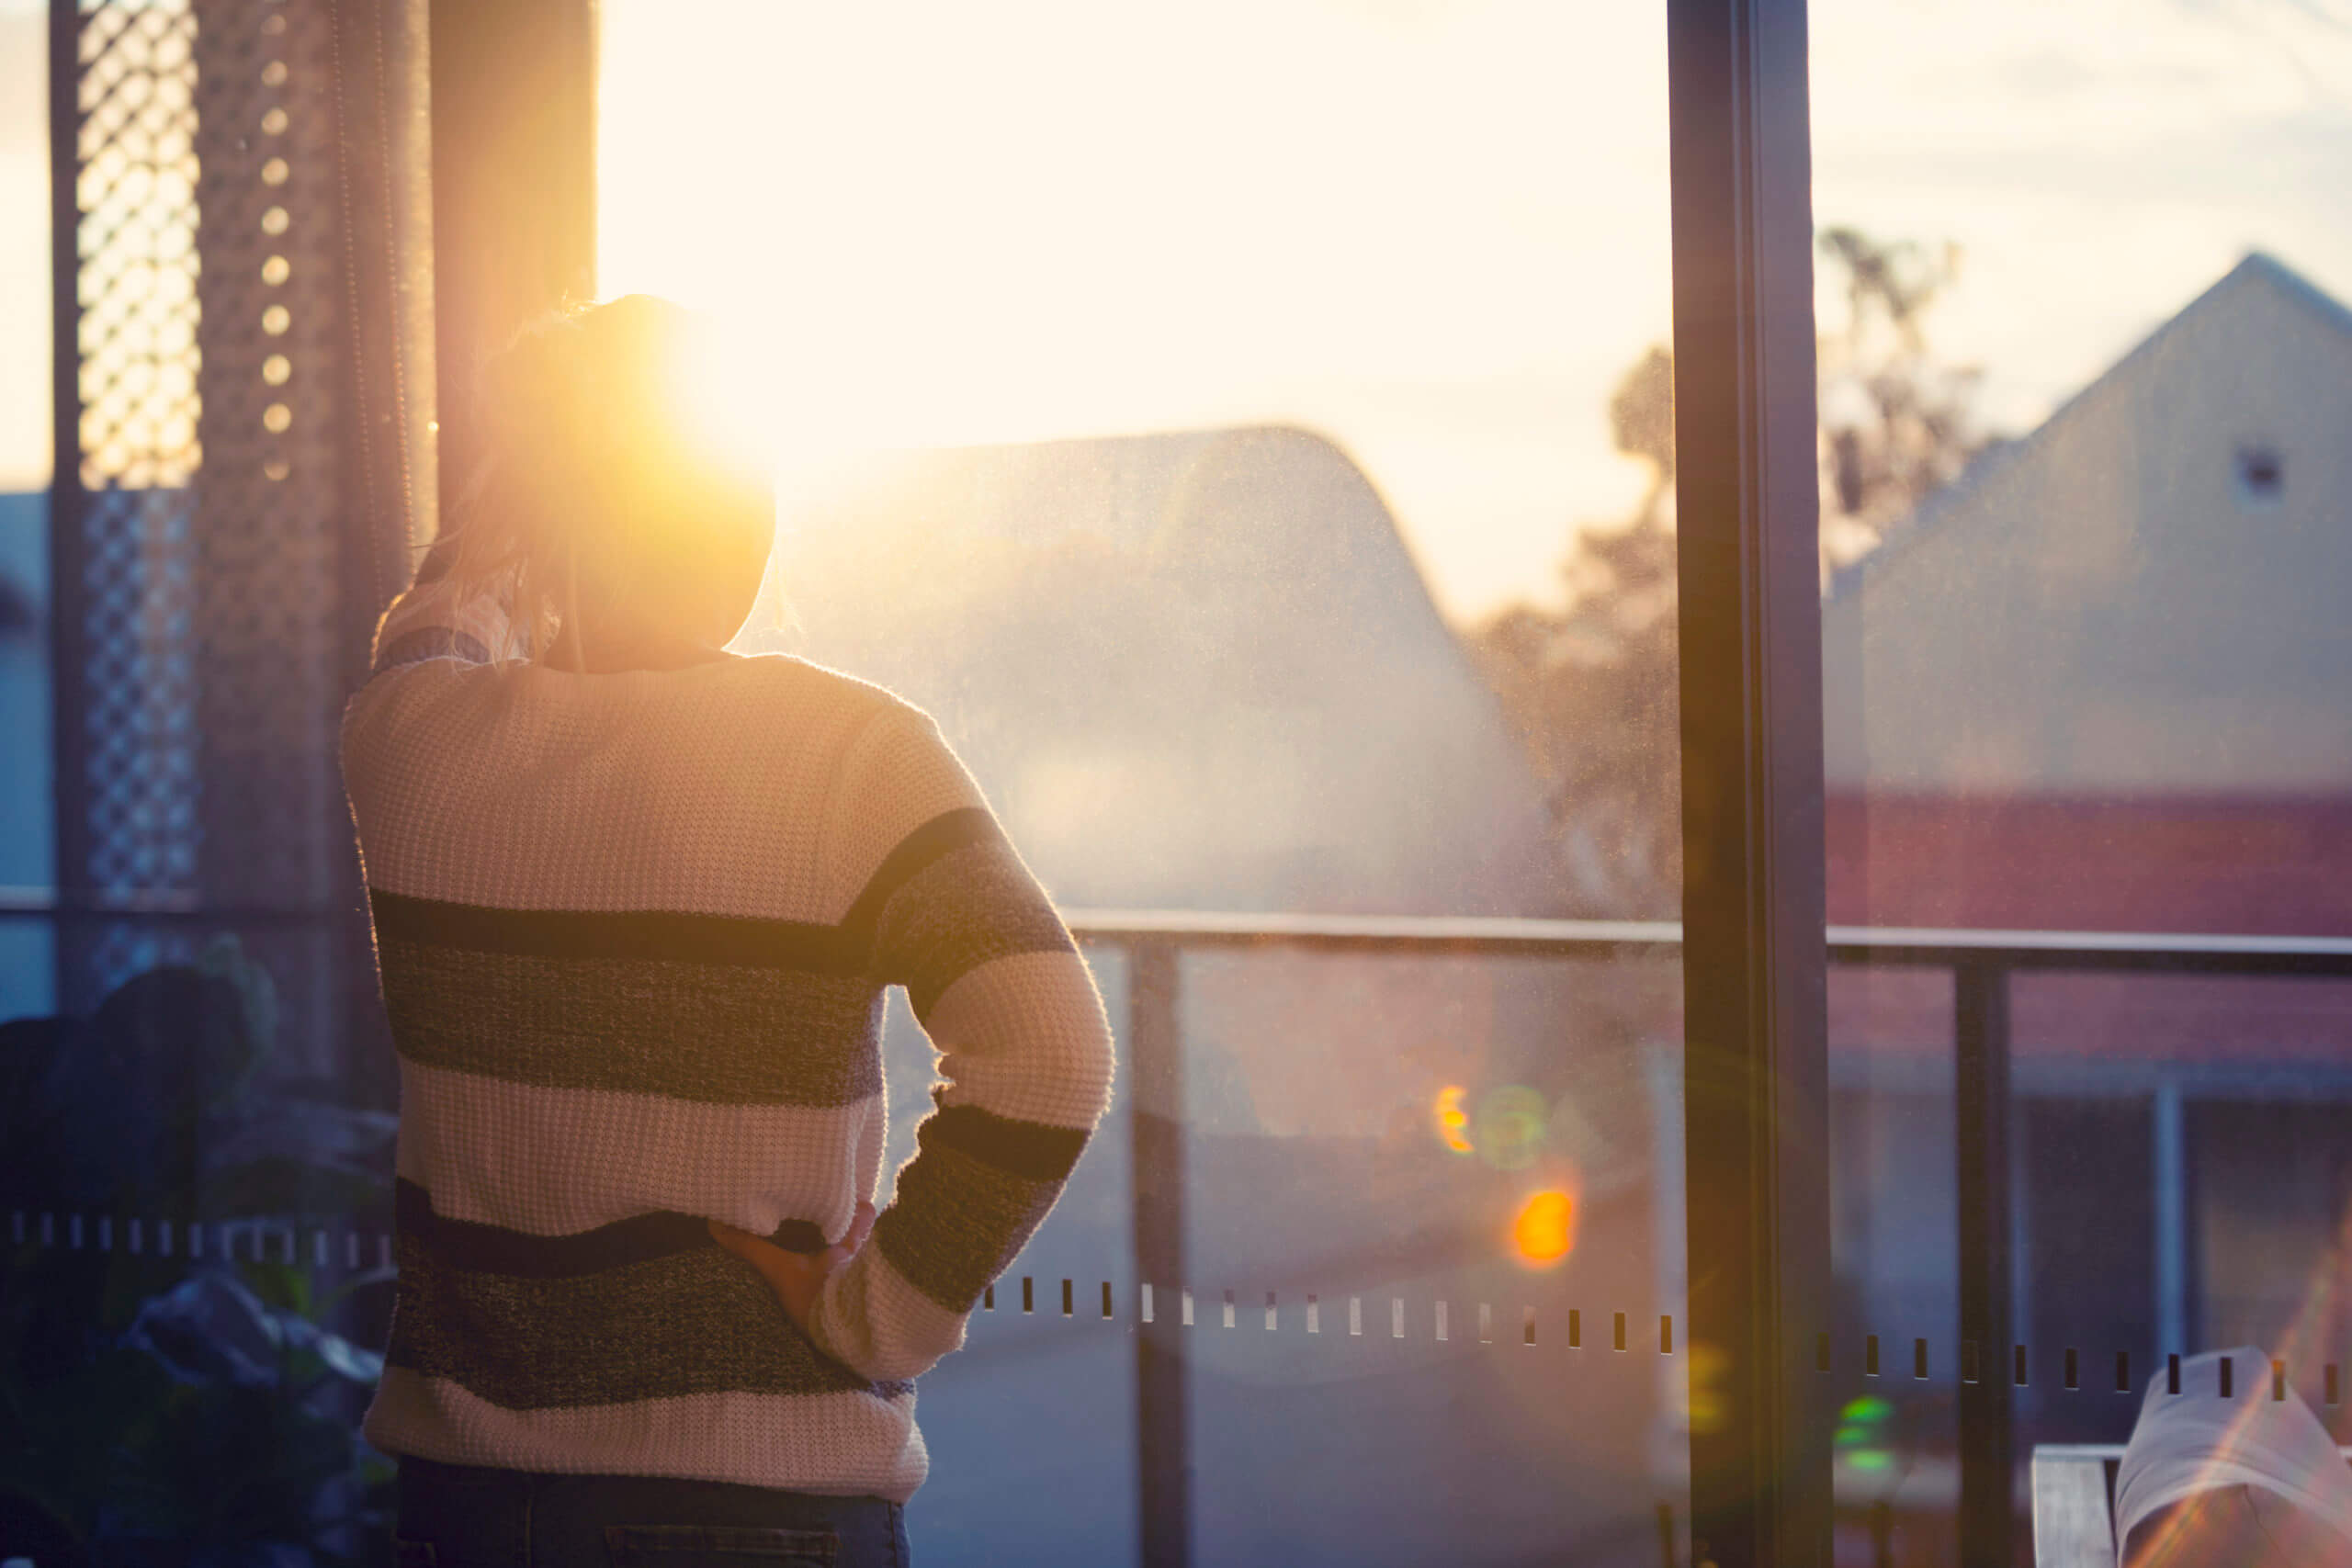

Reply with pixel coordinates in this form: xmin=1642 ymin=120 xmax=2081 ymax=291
xmin=1819 ymin=254 xmax=2352 ymax=1422
xmin=763 ymin=424 xmax=1558 ymax=917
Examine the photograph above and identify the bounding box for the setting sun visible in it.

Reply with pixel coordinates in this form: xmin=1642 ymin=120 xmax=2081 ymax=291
xmin=671 ymin=315 xmax=786 ymax=475
xmin=592 ymin=0 xmax=1674 ymax=622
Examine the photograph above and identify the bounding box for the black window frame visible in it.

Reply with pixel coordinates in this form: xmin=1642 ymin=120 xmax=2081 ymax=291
xmin=42 ymin=0 xmax=1840 ymax=1561
xmin=1666 ymin=2 xmax=1833 ymax=1563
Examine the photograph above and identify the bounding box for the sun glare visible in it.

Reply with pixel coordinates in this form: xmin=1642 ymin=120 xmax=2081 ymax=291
xmin=592 ymin=0 xmax=1679 ymax=621
xmin=671 ymin=317 xmax=785 ymax=477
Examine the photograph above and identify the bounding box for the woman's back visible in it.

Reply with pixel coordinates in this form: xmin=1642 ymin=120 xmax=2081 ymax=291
xmin=345 ymin=567 xmax=1115 ymax=1504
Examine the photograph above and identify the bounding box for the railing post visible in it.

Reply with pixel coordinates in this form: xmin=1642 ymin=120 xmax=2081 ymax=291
xmin=1128 ymin=938 xmax=1189 ymax=1568
xmin=1954 ymin=958 xmax=2014 ymax=1568
xmin=2152 ymin=1078 xmax=2187 ymax=1366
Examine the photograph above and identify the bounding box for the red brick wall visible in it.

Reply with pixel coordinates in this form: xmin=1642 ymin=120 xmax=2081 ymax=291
xmin=1826 ymin=795 xmax=2352 ymax=935
xmin=1824 ymin=795 xmax=2352 ymax=1064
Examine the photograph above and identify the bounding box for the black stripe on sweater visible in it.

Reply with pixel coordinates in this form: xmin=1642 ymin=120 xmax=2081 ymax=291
xmin=871 ymin=1137 xmax=1061 ymax=1315
xmin=379 ymin=939 xmax=886 ymax=1103
xmin=854 ymin=1106 xmax=1085 ymax=1312
xmin=384 ymin=1223 xmax=910 ymax=1408
xmin=921 ymin=1104 xmax=1090 ymax=1184
xmin=839 ymin=807 xmax=999 ymax=933
xmin=393 ymin=1177 xmax=825 ymax=1279
xmin=872 ymin=839 xmax=1077 ymax=1021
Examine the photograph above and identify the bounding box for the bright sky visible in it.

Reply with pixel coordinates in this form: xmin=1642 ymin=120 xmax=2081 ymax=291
xmin=4 ymin=0 xmax=2350 ymax=621
xmin=0 ymin=7 xmax=46 ymax=502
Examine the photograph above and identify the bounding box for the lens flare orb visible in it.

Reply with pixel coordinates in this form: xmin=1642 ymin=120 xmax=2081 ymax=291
xmin=1475 ymin=1085 xmax=1547 ymax=1171
xmin=1510 ymin=1189 xmax=1577 ymax=1267
xmin=1434 ymin=1085 xmax=1474 ymax=1155
xmin=1683 ymin=1341 xmax=1731 ymax=1435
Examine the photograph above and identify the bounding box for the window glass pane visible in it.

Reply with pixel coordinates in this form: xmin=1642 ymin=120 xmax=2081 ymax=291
xmin=1813 ymin=4 xmax=2352 ymax=1559
xmin=0 ymin=3 xmax=51 ymax=908
xmin=0 ymin=490 xmax=47 ymax=899
xmin=0 ymin=917 xmax=54 ymax=1019
xmin=4 ymin=1 xmax=1698 ymax=1561
xmin=0 ymin=0 xmax=58 ymax=1215
xmin=600 ymin=4 xmax=1686 ymax=1562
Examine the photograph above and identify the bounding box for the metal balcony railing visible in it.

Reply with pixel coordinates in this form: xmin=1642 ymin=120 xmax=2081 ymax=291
xmin=6 ymin=894 xmax=2348 ymax=1563
xmin=1064 ymin=908 xmax=2352 ymax=1568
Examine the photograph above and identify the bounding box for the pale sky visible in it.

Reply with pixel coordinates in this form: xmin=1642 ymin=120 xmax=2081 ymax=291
xmin=4 ymin=0 xmax=2350 ymax=621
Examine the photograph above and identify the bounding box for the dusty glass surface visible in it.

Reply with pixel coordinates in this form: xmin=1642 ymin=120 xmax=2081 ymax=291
xmin=598 ymin=3 xmax=1691 ymax=1562
xmin=1813 ymin=4 xmax=2352 ymax=1560
xmin=0 ymin=1 xmax=1700 ymax=1562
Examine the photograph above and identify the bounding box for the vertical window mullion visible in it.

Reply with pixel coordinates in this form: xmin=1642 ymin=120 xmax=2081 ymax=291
xmin=1666 ymin=0 xmax=1831 ymax=1564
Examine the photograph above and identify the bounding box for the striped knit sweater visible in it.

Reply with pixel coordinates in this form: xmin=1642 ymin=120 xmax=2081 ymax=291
xmin=340 ymin=538 xmax=1116 ymax=1501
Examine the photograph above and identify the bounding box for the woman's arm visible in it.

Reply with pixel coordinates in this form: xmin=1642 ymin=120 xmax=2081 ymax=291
xmin=365 ymin=526 xmax=528 ymax=677
xmin=724 ymin=703 xmax=1117 ymax=1382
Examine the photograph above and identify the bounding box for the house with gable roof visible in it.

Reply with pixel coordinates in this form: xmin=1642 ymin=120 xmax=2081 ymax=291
xmin=765 ymin=424 xmax=1561 ymax=919
xmin=1818 ymin=253 xmax=2352 ymax=1425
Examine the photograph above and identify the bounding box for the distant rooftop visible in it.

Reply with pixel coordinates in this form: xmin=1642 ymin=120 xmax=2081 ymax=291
xmin=753 ymin=426 xmax=1562 ymax=917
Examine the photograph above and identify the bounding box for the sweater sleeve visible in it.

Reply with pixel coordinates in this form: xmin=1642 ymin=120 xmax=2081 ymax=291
xmin=364 ymin=527 xmax=528 ymax=676
xmin=808 ymin=705 xmax=1117 ymax=1383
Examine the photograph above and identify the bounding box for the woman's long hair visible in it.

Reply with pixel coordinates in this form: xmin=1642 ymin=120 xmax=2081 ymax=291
xmin=433 ymin=296 xmax=771 ymax=663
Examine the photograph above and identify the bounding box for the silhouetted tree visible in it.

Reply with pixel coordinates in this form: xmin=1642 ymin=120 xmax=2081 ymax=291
xmin=1472 ymin=228 xmax=1989 ymax=915
xmin=1474 ymin=346 xmax=1682 ymax=917
xmin=1815 ymin=226 xmax=1988 ymax=568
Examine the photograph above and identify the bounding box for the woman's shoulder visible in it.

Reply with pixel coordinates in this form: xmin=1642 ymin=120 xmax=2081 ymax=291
xmin=716 ymin=652 xmax=937 ymax=739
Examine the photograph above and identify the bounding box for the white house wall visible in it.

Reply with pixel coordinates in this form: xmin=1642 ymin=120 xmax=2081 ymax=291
xmin=1824 ymin=254 xmax=2352 ymax=798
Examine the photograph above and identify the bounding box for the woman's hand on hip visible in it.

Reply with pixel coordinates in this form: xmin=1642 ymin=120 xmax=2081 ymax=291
xmin=709 ymin=1202 xmax=877 ymax=1339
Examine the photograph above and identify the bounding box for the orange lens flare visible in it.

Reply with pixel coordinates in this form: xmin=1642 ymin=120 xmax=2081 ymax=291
xmin=1434 ymin=1085 xmax=1473 ymax=1154
xmin=1511 ymin=1189 xmax=1577 ymax=1267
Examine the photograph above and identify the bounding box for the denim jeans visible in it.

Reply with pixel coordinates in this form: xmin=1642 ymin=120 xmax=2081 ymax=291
xmin=393 ymin=1454 xmax=911 ymax=1567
